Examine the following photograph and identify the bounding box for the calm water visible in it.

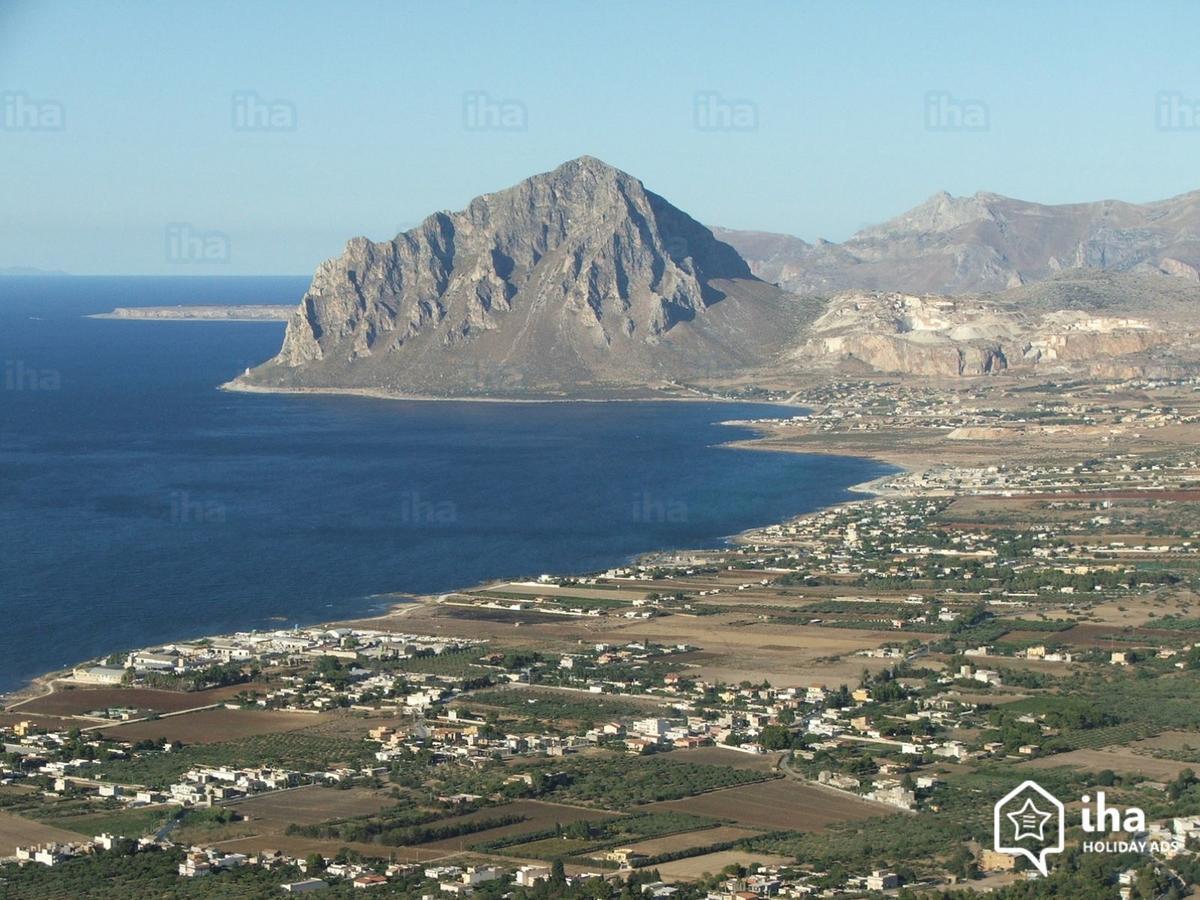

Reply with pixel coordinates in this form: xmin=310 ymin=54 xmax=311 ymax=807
xmin=0 ymin=277 xmax=893 ymax=694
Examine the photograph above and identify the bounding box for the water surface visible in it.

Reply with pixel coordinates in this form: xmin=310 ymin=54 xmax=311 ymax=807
xmin=0 ymin=277 xmax=893 ymax=693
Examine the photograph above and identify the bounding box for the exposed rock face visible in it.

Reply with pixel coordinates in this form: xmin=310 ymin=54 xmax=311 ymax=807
xmin=718 ymin=189 xmax=1200 ymax=296
xmin=239 ymin=157 xmax=805 ymax=397
xmin=234 ymin=161 xmax=1200 ymax=395
xmin=792 ymin=272 xmax=1200 ymax=378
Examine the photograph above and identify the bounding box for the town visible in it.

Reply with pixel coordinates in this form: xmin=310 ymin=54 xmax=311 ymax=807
xmin=6 ymin=377 xmax=1200 ymax=897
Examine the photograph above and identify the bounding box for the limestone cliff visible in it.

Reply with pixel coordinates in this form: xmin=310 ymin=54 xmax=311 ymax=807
xmin=234 ymin=157 xmax=805 ymax=398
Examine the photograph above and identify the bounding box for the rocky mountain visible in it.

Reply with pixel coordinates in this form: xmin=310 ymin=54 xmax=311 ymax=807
xmin=233 ymin=156 xmax=810 ymax=398
xmin=717 ymin=189 xmax=1200 ymax=296
xmin=790 ymin=271 xmax=1200 ymax=379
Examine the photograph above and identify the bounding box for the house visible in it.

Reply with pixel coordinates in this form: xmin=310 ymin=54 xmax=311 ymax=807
xmin=979 ymin=849 xmax=1017 ymax=871
xmin=632 ymin=718 xmax=670 ymax=737
xmin=128 ymin=651 xmax=179 ymax=672
xmin=867 ymin=870 xmax=899 ymax=890
xmin=352 ymin=874 xmax=389 ymax=888
xmin=72 ymin=665 xmax=126 ymax=685
xmin=867 ymin=781 xmax=916 ymax=810
xmin=461 ymin=866 xmax=501 ymax=885
xmin=515 ymin=865 xmax=551 ymax=885
xmin=606 ymin=848 xmax=649 ymax=867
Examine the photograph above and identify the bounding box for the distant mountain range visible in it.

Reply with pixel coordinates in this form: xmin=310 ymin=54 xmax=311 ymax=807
xmin=232 ymin=158 xmax=1200 ymax=397
xmin=717 ymin=189 xmax=1200 ymax=295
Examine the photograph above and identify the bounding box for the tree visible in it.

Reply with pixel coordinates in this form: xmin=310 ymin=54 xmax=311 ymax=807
xmin=759 ymin=725 xmax=794 ymax=751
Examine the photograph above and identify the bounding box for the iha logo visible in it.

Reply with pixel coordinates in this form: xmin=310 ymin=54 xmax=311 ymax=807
xmin=995 ymin=782 xmax=1176 ymax=875
xmin=994 ymin=781 xmax=1064 ymax=876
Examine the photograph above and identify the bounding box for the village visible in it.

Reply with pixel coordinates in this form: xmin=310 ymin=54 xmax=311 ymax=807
xmin=7 ymin=379 xmax=1200 ymax=896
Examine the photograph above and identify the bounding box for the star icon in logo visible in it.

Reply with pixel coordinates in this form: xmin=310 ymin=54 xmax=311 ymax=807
xmin=1007 ymin=797 xmax=1053 ymax=842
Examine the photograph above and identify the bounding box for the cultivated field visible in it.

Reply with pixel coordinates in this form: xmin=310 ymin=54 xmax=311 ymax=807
xmin=1124 ymin=731 xmax=1200 ymax=753
xmin=421 ymin=800 xmax=617 ymax=850
xmin=224 ymin=785 xmax=396 ymax=828
xmin=1022 ymin=747 xmax=1198 ymax=780
xmin=14 ymin=684 xmax=248 ymax=718
xmin=642 ymin=779 xmax=888 ymax=831
xmin=655 ymin=849 xmax=794 ymax=881
xmin=0 ymin=812 xmax=82 ymax=857
xmin=666 ymin=747 xmax=783 ymax=772
xmin=619 ymin=825 xmax=761 ymax=857
xmin=96 ymin=708 xmax=330 ymax=745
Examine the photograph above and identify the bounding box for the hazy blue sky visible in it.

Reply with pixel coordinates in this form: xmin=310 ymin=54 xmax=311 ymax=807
xmin=4 ymin=0 xmax=1200 ymax=275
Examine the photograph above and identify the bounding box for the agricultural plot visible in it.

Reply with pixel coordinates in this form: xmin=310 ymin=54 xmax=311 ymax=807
xmin=655 ymin=849 xmax=793 ymax=881
xmin=667 ymin=746 xmax=782 ymax=772
xmin=544 ymin=757 xmax=774 ymax=807
xmin=225 ymin=785 xmax=396 ymax=829
xmin=480 ymin=810 xmax=719 ymax=860
xmin=96 ymin=708 xmax=330 ymax=745
xmin=618 ymin=825 xmax=761 ymax=857
xmin=421 ymin=801 xmax=615 ymax=851
xmin=41 ymin=806 xmax=173 ymax=839
xmin=1022 ymin=747 xmax=1198 ymax=780
xmin=641 ymin=779 xmax=887 ymax=832
xmin=0 ymin=811 xmax=82 ymax=857
xmin=15 ymin=684 xmax=248 ymax=718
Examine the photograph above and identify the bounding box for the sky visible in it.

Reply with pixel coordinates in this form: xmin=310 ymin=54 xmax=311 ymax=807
xmin=4 ymin=0 xmax=1200 ymax=275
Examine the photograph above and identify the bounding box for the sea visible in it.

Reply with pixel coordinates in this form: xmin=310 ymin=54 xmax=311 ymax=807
xmin=0 ymin=276 xmax=894 ymax=695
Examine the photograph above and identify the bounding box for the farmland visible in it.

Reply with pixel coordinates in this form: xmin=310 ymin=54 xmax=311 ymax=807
xmin=95 ymin=708 xmax=331 ymax=745
xmin=0 ymin=812 xmax=82 ymax=857
xmin=1022 ymin=747 xmax=1200 ymax=780
xmin=13 ymin=685 xmax=248 ymax=718
xmin=642 ymin=779 xmax=888 ymax=832
xmin=655 ymin=849 xmax=794 ymax=881
xmin=225 ymin=785 xmax=397 ymax=828
xmin=419 ymin=801 xmax=616 ymax=850
xmin=618 ymin=825 xmax=762 ymax=857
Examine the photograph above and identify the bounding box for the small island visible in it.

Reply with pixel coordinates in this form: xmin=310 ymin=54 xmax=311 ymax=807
xmin=89 ymin=305 xmax=293 ymax=321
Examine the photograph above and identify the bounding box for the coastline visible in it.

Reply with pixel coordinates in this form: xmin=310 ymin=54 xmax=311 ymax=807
xmin=218 ymin=377 xmax=800 ymax=407
xmin=2 ymin=404 xmax=899 ymax=709
xmin=89 ymin=316 xmax=290 ymax=323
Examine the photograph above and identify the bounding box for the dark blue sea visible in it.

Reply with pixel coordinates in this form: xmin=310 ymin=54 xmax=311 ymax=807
xmin=0 ymin=277 xmax=893 ymax=694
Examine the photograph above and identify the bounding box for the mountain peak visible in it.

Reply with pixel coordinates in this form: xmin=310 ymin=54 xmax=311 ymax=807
xmin=237 ymin=159 xmax=789 ymax=398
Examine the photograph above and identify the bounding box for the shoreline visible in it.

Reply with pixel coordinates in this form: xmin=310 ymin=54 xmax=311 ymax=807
xmin=2 ymin=405 xmax=900 ymax=709
xmin=219 ymin=377 xmax=800 ymax=407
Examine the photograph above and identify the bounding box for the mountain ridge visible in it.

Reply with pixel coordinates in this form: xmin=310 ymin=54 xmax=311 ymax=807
xmin=717 ymin=186 xmax=1200 ymax=295
xmin=234 ymin=156 xmax=808 ymax=398
xmin=232 ymin=160 xmax=1200 ymax=397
